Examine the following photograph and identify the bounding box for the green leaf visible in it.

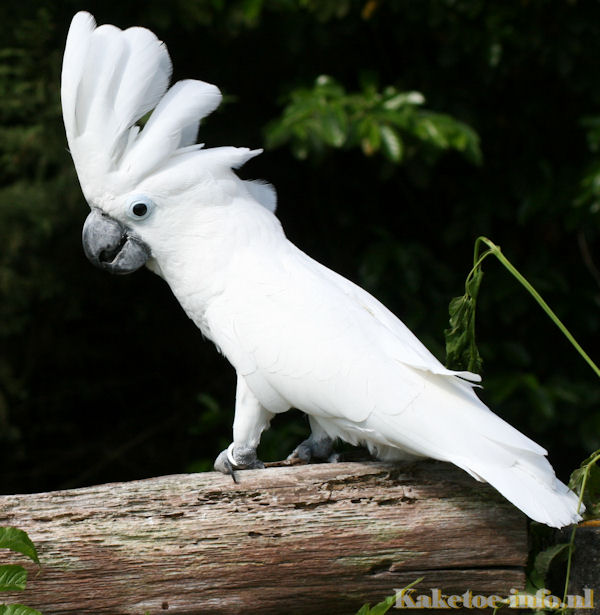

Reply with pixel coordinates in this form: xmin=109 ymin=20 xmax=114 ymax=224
xmin=320 ymin=107 xmax=347 ymax=148
xmin=314 ymin=74 xmax=345 ymax=97
xmin=367 ymin=594 xmax=397 ymax=615
xmin=358 ymin=118 xmax=381 ymax=156
xmin=0 ymin=565 xmax=27 ymax=592
xmin=410 ymin=111 xmax=482 ymax=164
xmin=413 ymin=114 xmax=447 ymax=148
xmin=0 ymin=528 xmax=39 ymax=565
xmin=528 ymin=543 xmax=570 ymax=591
xmin=383 ymin=91 xmax=425 ymax=110
xmin=356 ymin=579 xmax=424 ymax=614
xmin=444 ymin=266 xmax=484 ymax=373
xmin=0 ymin=605 xmax=43 ymax=615
xmin=354 ymin=595 xmax=396 ymax=615
xmin=241 ymin=0 xmax=265 ymax=22
xmin=379 ymin=125 xmax=403 ymax=162
xmin=266 ymin=76 xmax=480 ymax=167
xmin=569 ymin=449 xmax=600 ymax=518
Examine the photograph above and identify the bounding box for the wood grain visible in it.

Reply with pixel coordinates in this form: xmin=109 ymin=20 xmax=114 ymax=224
xmin=0 ymin=461 xmax=528 ymax=614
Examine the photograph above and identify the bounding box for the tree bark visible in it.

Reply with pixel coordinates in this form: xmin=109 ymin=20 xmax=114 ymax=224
xmin=0 ymin=461 xmax=528 ymax=614
xmin=565 ymin=521 xmax=600 ymax=615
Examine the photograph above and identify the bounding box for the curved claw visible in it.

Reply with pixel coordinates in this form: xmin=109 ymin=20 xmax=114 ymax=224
xmin=287 ymin=434 xmax=338 ymax=463
xmin=287 ymin=443 xmax=311 ymax=463
xmin=214 ymin=448 xmax=239 ymax=483
xmin=214 ymin=443 xmax=264 ymax=483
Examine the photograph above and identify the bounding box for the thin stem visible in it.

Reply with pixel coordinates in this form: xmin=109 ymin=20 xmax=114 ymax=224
xmin=464 ymin=237 xmax=600 ymax=613
xmin=462 ymin=243 xmax=494 ymax=291
xmin=561 ymin=524 xmax=578 ymax=613
xmin=475 ymin=236 xmax=600 ymax=379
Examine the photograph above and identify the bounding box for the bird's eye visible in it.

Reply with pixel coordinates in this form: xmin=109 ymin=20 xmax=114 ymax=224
xmin=132 ymin=202 xmax=147 ymax=217
xmin=126 ymin=195 xmax=155 ymax=221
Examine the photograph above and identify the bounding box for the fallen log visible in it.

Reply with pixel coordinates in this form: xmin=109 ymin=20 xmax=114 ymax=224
xmin=0 ymin=461 xmax=528 ymax=614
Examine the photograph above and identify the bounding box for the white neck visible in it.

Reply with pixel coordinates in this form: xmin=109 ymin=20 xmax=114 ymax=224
xmin=147 ymin=193 xmax=285 ymax=337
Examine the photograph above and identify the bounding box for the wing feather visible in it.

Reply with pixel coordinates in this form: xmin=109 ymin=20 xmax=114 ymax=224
xmin=298 ymin=246 xmax=481 ymax=382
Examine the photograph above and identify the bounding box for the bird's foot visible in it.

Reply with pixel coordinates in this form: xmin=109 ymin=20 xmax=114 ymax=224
xmin=287 ymin=434 xmax=340 ymax=464
xmin=214 ymin=443 xmax=264 ymax=483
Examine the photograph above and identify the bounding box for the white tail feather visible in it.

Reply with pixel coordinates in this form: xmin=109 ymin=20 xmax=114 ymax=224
xmin=322 ymin=370 xmax=583 ymax=528
xmin=459 ymin=455 xmax=583 ymax=528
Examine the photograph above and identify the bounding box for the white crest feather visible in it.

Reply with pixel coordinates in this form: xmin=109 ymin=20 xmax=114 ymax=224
xmin=122 ymin=80 xmax=221 ymax=180
xmin=61 ymin=11 xmax=96 ymax=142
xmin=61 ymin=12 xmax=253 ymax=203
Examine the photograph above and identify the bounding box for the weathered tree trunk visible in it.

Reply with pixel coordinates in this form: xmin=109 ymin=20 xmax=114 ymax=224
xmin=565 ymin=522 xmax=600 ymax=615
xmin=0 ymin=461 xmax=527 ymax=614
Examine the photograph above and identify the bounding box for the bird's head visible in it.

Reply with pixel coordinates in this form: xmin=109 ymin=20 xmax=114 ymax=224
xmin=61 ymin=12 xmax=265 ymax=275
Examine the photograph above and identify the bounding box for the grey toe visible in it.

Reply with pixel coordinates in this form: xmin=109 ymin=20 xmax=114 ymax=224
xmin=233 ymin=446 xmax=265 ymax=469
xmin=214 ymin=444 xmax=264 ymax=480
xmin=287 ymin=435 xmax=335 ymax=462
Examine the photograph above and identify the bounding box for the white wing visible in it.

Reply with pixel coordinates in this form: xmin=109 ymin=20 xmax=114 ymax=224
xmin=208 ymin=238 xmax=581 ymax=527
xmin=211 ymin=240 xmax=482 ymax=421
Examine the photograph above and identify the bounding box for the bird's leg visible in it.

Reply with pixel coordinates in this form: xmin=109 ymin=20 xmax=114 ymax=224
xmin=287 ymin=416 xmax=340 ymax=463
xmin=214 ymin=375 xmax=274 ymax=480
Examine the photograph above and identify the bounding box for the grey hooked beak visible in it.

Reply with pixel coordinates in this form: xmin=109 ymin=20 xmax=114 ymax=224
xmin=82 ymin=208 xmax=150 ymax=275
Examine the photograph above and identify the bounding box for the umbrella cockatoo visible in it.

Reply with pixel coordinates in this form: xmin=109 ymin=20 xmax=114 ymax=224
xmin=61 ymin=11 xmax=582 ymax=528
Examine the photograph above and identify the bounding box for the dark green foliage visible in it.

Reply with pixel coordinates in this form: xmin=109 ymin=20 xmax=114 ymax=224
xmin=0 ymin=566 xmax=28 ymax=593
xmin=0 ymin=527 xmax=41 ymax=614
xmin=265 ymin=75 xmax=481 ymax=164
xmin=354 ymin=594 xmax=396 ymax=615
xmin=569 ymin=449 xmax=600 ymax=519
xmin=355 ymin=578 xmax=423 ymax=615
xmin=0 ymin=528 xmax=39 ymax=566
xmin=527 ymin=543 xmax=570 ymax=594
xmin=446 ymin=234 xmax=599 ymax=390
xmin=444 ymin=266 xmax=483 ymax=374
xmin=0 ymin=606 xmax=42 ymax=615
xmin=0 ymin=0 xmax=599 ymax=492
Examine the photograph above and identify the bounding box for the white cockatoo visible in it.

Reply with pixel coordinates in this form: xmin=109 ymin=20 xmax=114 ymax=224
xmin=61 ymin=12 xmax=582 ymax=528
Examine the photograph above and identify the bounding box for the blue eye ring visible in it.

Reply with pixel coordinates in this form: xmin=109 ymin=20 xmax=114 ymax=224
xmin=126 ymin=195 xmax=155 ymax=221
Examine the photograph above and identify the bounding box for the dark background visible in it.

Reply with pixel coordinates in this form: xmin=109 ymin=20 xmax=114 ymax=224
xmin=1 ymin=0 xmax=599 ymax=495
